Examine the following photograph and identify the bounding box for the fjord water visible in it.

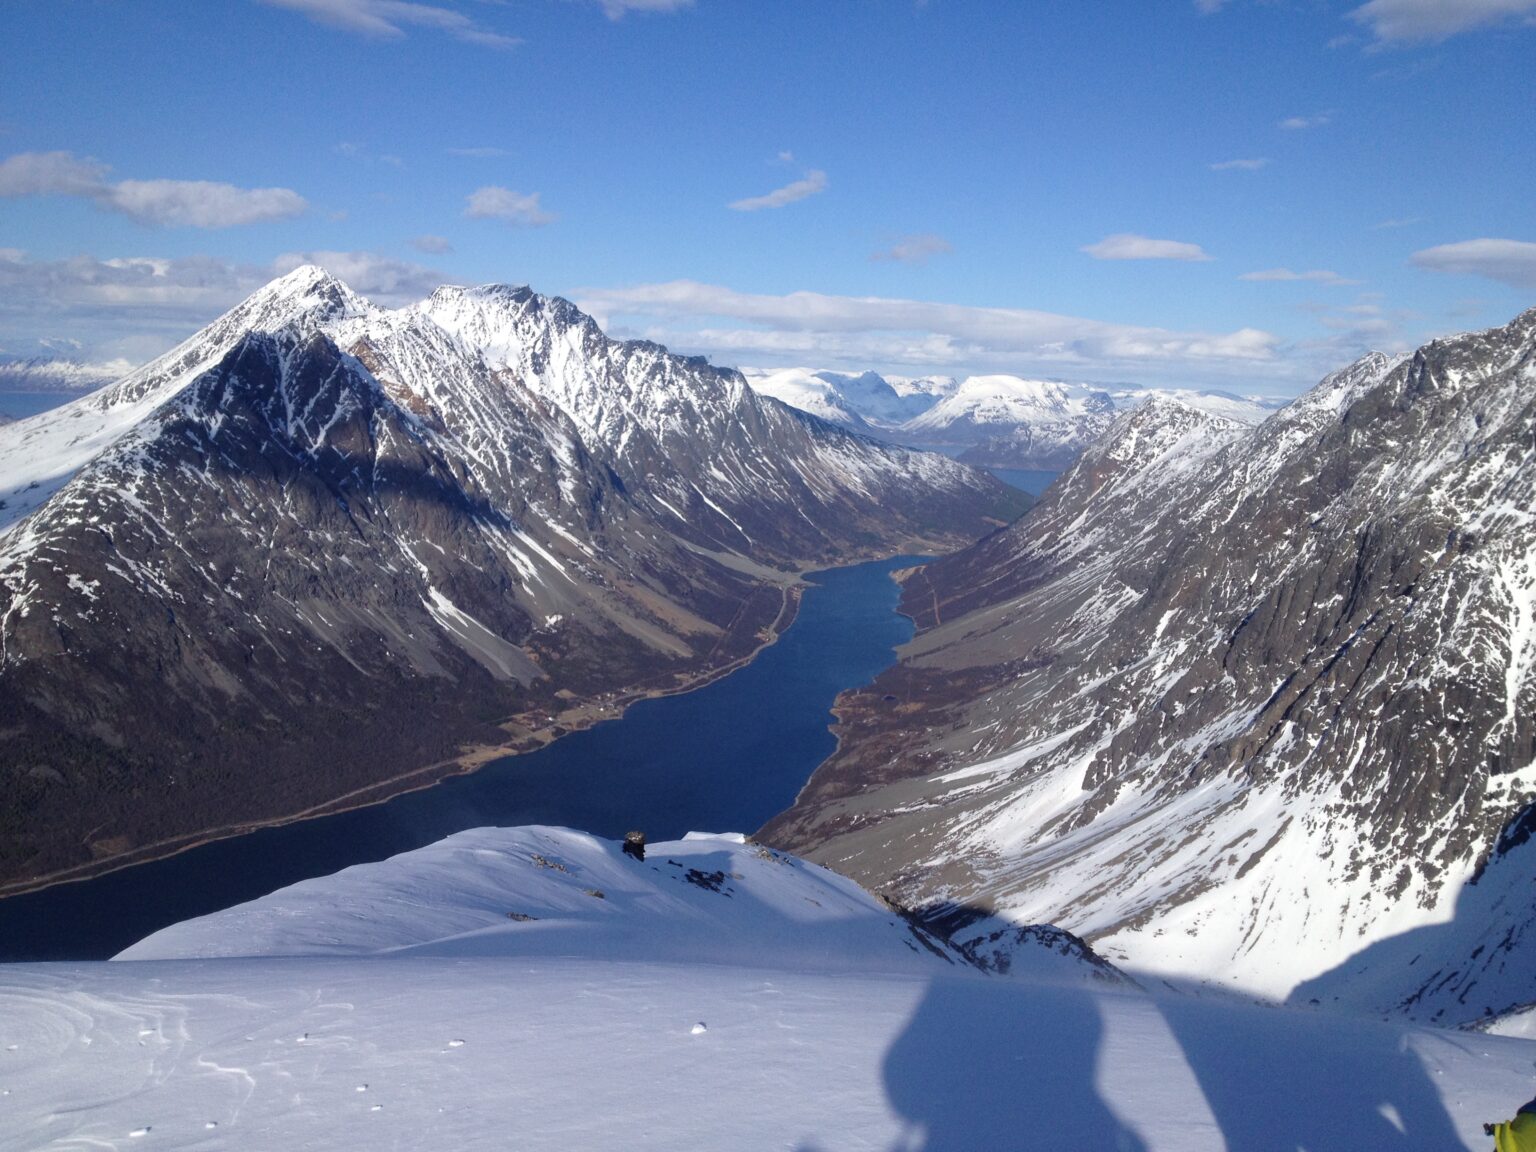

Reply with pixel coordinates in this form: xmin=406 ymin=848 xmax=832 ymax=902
xmin=0 ymin=392 xmax=78 ymax=420
xmin=0 ymin=556 xmax=923 ymax=961
xmin=987 ymin=467 xmax=1058 ymax=498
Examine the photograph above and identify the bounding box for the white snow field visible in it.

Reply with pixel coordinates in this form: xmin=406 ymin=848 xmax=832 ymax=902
xmin=3 ymin=827 xmax=1532 ymax=1151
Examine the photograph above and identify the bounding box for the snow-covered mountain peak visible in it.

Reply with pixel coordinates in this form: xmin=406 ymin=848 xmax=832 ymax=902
xmin=264 ymin=262 xmax=336 ymax=293
xmin=260 ymin=262 xmax=368 ymax=312
xmin=0 ymin=268 xmax=385 ymax=537
xmin=114 ymin=825 xmax=1125 ymax=987
xmin=421 ymin=282 xmax=591 ymax=345
xmin=742 ymin=367 xmax=875 ymax=432
xmin=955 ymin=375 xmax=1067 ymax=402
xmin=101 ymin=263 xmax=375 ymax=408
xmin=0 ymin=267 xmax=1024 ymax=893
xmin=1073 ymin=392 xmax=1244 ymax=494
xmin=903 ymin=374 xmax=1117 ymax=440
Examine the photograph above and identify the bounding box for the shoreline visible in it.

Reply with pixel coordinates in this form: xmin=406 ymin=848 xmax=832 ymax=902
xmin=0 ymin=579 xmax=808 ymax=904
xmin=754 ymin=560 xmax=930 ymax=847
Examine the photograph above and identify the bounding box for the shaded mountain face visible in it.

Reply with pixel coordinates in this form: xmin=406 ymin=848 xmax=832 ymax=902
xmin=762 ymin=307 xmax=1536 ymax=1024
xmin=0 ymin=267 xmax=1024 ymax=892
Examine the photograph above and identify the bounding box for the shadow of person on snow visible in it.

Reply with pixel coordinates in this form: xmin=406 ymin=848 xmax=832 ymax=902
xmin=1156 ymin=991 xmax=1468 ymax=1151
xmin=880 ymin=975 xmax=1148 ymax=1152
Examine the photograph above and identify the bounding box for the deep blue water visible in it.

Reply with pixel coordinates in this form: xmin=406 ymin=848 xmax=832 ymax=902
xmin=0 ymin=555 xmax=924 ymax=961
xmin=988 ymin=468 xmax=1059 ymax=498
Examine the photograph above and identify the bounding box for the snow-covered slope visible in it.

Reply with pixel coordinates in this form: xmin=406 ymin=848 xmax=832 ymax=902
xmin=0 ymin=268 xmax=1024 ymax=893
xmin=119 ymin=826 xmax=1110 ymax=978
xmin=0 ymin=266 xmax=367 ymax=536
xmin=2 ymin=826 xmax=1528 ymax=1151
xmin=765 ymin=308 xmax=1536 ymax=1024
xmin=738 ymin=367 xmax=876 ymax=431
xmin=903 ymin=374 xmax=1112 ymax=437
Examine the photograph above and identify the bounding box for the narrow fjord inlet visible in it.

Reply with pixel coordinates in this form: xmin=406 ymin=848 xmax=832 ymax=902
xmin=0 ymin=555 xmax=922 ymax=960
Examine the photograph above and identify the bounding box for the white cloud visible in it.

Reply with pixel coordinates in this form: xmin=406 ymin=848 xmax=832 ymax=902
xmin=410 ymin=234 xmax=455 ymax=253
xmin=592 ymin=0 xmax=695 ymax=17
xmin=463 ymin=186 xmax=554 ymax=226
xmin=728 ymin=170 xmax=827 ymax=212
xmin=1209 ymin=157 xmax=1271 ymax=171
xmin=258 ymin=0 xmax=521 ymax=47
xmin=1240 ymin=268 xmax=1361 ymax=285
xmin=1081 ymin=233 xmax=1214 ymax=262
xmin=573 ymin=280 xmax=1283 ymax=388
xmin=0 ymin=151 xmax=307 ymax=229
xmin=871 ymin=234 xmax=953 ymax=265
xmin=1373 ymin=216 xmax=1424 ymax=229
xmin=1410 ymin=238 xmax=1536 ymax=290
xmin=1194 ymin=0 xmax=1230 ymax=12
xmin=104 ymin=181 xmax=308 ymax=228
xmin=447 ymin=146 xmax=511 ymax=158
xmin=0 ymin=150 xmax=109 ymax=197
xmin=1349 ymin=0 xmax=1536 ymax=43
xmin=1279 ymin=113 xmax=1332 ymax=130
xmin=1294 ymin=303 xmax=1413 ymax=364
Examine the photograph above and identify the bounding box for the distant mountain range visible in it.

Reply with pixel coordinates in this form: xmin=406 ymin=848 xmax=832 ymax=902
xmin=763 ymin=306 xmax=1536 ymax=1028
xmin=743 ymin=365 xmax=1282 ymax=469
xmin=0 ymin=355 xmax=131 ymax=393
xmin=0 ymin=267 xmax=1024 ymax=893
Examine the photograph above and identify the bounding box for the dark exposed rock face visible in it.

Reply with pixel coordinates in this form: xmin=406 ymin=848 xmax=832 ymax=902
xmin=0 ymin=267 xmax=1024 ymax=891
xmin=762 ymin=307 xmax=1536 ymax=1022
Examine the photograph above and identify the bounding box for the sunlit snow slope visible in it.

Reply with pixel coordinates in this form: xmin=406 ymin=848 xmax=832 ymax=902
xmin=3 ymin=827 xmax=1528 ymax=1151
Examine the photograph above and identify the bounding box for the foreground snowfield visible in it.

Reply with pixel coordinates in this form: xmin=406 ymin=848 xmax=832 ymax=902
xmin=3 ymin=828 xmax=1533 ymax=1150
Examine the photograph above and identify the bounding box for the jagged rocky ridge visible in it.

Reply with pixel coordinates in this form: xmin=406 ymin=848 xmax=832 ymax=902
xmin=762 ymin=307 xmax=1536 ymax=1026
xmin=0 ymin=267 xmax=1024 ymax=892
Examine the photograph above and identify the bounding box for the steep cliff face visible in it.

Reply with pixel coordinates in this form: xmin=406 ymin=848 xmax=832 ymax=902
xmin=763 ymin=308 xmax=1536 ymax=1022
xmin=0 ymin=268 xmax=1024 ymax=891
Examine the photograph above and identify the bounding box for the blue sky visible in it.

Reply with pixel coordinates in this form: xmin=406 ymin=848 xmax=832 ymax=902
xmin=1 ymin=0 xmax=1533 ymax=394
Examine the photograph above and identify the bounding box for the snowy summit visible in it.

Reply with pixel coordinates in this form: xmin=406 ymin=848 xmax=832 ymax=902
xmin=5 ymin=825 xmax=1531 ymax=1151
